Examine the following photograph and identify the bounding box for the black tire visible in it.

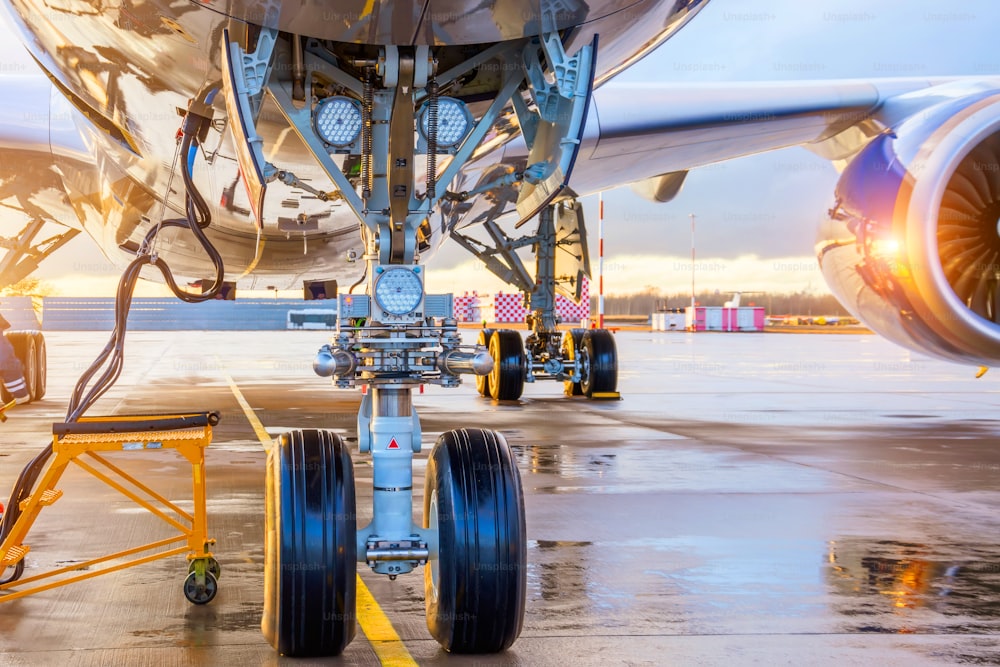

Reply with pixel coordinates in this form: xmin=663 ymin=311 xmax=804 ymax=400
xmin=475 ymin=329 xmax=495 ymax=397
xmin=262 ymin=430 xmax=357 ymax=657
xmin=424 ymin=428 xmax=526 ymax=653
xmin=580 ymin=329 xmax=618 ymax=398
xmin=183 ymin=569 xmax=218 ymax=605
xmin=487 ymin=330 xmax=525 ymax=401
xmin=4 ymin=332 xmax=36 ymax=404
xmin=1 ymin=559 xmax=24 ymax=585
xmin=31 ymin=333 xmax=45 ymax=401
xmin=561 ymin=329 xmax=587 ymax=396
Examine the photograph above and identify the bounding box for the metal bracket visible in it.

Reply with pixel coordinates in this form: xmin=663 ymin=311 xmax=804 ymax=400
xmin=357 ymin=391 xmax=372 ymax=453
xmin=513 ymin=34 xmax=597 ymax=226
xmin=220 ymin=27 xmax=278 ymax=226
xmin=364 ymin=539 xmax=429 ymax=568
xmin=0 ymin=220 xmax=80 ymax=289
xmin=450 ymin=220 xmax=534 ymax=294
xmin=239 ymin=29 xmax=278 ymax=116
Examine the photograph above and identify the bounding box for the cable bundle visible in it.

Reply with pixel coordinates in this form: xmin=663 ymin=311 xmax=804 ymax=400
xmin=1 ymin=100 xmax=225 ymax=576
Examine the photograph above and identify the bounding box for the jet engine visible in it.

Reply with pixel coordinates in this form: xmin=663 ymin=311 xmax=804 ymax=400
xmin=818 ymin=90 xmax=1000 ymax=366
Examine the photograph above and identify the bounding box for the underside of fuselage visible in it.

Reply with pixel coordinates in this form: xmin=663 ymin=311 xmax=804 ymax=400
xmin=0 ymin=0 xmax=707 ymax=287
xmin=0 ymin=1 xmax=665 ymax=656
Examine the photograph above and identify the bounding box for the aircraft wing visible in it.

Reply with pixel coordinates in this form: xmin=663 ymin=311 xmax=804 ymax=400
xmin=570 ymin=77 xmax=1000 ymax=197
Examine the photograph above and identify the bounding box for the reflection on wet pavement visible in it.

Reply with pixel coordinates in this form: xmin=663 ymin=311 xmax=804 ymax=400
xmin=3 ymin=331 xmax=1000 ymax=665
xmin=828 ymin=538 xmax=1000 ymax=634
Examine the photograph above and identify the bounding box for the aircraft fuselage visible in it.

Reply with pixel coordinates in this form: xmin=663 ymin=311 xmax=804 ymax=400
xmin=0 ymin=0 xmax=708 ymax=288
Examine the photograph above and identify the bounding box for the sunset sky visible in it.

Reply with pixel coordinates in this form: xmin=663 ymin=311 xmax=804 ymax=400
xmin=1 ymin=0 xmax=998 ymax=298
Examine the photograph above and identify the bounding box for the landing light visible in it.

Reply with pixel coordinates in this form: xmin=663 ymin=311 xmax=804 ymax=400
xmin=374 ymin=267 xmax=423 ymax=316
xmin=314 ymin=96 xmax=363 ymax=147
xmin=420 ymin=97 xmax=472 ymax=148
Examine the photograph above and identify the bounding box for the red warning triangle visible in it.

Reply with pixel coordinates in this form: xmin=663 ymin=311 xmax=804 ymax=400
xmin=387 ymin=437 xmax=400 ymax=450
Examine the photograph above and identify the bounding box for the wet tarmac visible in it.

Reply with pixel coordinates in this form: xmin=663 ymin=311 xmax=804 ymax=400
xmin=2 ymin=330 xmax=1000 ymax=665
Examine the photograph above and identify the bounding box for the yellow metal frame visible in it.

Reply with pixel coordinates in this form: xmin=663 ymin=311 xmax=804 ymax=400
xmin=0 ymin=413 xmax=215 ymax=602
xmin=0 ymin=399 xmax=15 ymax=423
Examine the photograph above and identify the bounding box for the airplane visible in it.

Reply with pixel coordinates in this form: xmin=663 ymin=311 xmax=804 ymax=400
xmin=1 ymin=0 xmax=1000 ymax=657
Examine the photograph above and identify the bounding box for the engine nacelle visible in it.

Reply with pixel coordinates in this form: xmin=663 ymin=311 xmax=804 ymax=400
xmin=818 ymin=90 xmax=1000 ymax=366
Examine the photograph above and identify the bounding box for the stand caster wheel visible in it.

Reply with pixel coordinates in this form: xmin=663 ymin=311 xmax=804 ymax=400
xmin=424 ymin=428 xmax=526 ymax=653
xmin=262 ymin=429 xmax=356 ymax=657
xmin=183 ymin=569 xmax=218 ymax=605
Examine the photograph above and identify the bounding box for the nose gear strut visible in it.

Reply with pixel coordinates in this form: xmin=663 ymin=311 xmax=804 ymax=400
xmin=222 ymin=29 xmax=598 ymax=656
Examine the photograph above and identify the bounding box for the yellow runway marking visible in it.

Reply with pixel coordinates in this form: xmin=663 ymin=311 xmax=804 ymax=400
xmin=224 ymin=374 xmax=273 ymax=452
xmin=227 ymin=374 xmax=417 ymax=665
xmin=356 ymin=573 xmax=419 ymax=666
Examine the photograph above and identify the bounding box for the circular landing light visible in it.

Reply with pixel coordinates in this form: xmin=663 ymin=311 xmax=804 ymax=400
xmin=420 ymin=97 xmax=472 ymax=148
xmin=374 ymin=268 xmax=423 ymax=316
xmin=314 ymin=96 xmax=363 ymax=147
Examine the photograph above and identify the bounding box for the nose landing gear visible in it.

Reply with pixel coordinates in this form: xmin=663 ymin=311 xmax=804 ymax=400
xmin=221 ymin=23 xmax=599 ymax=656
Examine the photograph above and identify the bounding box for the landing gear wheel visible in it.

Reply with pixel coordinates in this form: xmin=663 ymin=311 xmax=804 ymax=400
xmin=580 ymin=329 xmax=618 ymax=398
xmin=30 ymin=333 xmax=45 ymax=401
xmin=475 ymin=329 xmax=495 ymax=397
xmin=487 ymin=330 xmax=525 ymax=401
xmin=2 ymin=332 xmax=36 ymax=403
xmin=561 ymin=328 xmax=586 ymax=396
xmin=183 ymin=569 xmax=218 ymax=604
xmin=262 ymin=429 xmax=356 ymax=657
xmin=424 ymin=428 xmax=526 ymax=653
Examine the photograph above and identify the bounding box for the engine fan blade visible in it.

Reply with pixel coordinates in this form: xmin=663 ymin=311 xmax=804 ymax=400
xmin=950 ymin=172 xmax=988 ymax=212
xmin=948 ymin=246 xmax=993 ymax=305
xmin=961 ymin=144 xmax=997 ymax=206
xmin=968 ymin=263 xmax=1000 ymax=322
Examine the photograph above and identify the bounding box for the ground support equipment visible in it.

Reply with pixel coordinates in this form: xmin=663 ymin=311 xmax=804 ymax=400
xmin=0 ymin=412 xmax=220 ymax=604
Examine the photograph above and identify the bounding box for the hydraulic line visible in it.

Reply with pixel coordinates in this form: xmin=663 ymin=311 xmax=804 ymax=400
xmin=1 ymin=97 xmax=225 ymax=571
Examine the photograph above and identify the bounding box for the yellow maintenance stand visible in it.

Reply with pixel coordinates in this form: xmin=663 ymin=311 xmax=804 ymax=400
xmin=0 ymin=411 xmax=220 ymax=604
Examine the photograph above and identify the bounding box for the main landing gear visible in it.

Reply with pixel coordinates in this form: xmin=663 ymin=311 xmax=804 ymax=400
xmin=221 ymin=24 xmax=602 ymax=656
xmin=456 ymin=203 xmax=620 ymax=401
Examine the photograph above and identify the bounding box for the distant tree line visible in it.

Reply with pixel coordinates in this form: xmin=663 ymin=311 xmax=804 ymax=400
xmin=0 ymin=278 xmax=55 ymax=297
xmin=591 ymin=289 xmax=850 ymax=316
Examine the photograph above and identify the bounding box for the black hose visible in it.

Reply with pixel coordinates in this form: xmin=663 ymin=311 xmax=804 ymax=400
xmin=348 ymin=265 xmax=367 ymax=294
xmin=64 ymin=130 xmax=224 ymax=421
xmin=1 ymin=107 xmax=226 ymax=559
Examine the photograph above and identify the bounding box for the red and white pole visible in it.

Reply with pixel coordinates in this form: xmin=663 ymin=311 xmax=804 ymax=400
xmin=689 ymin=213 xmax=696 ymax=310
xmin=598 ymin=193 xmax=605 ymax=329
